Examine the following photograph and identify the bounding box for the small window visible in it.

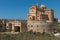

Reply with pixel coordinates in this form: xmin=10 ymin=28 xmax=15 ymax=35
xmin=32 ymin=16 xmax=35 ymax=20
xmin=43 ymin=8 xmax=45 ymax=9
xmin=31 ymin=25 xmax=33 ymax=27
xmin=37 ymin=25 xmax=39 ymax=27
xmin=6 ymin=26 xmax=9 ymax=28
xmin=30 ymin=17 xmax=31 ymax=19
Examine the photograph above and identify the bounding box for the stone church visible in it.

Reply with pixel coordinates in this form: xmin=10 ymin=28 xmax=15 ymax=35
xmin=27 ymin=3 xmax=57 ymax=33
xmin=0 ymin=3 xmax=57 ymax=33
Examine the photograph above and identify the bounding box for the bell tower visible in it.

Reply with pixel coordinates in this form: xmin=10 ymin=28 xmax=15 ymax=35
xmin=27 ymin=5 xmax=37 ymax=20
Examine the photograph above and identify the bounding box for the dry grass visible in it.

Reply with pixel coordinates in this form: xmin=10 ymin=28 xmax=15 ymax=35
xmin=0 ymin=32 xmax=60 ymax=40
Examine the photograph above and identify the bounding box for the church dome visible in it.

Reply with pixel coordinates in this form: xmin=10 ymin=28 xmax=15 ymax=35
xmin=40 ymin=3 xmax=46 ymax=8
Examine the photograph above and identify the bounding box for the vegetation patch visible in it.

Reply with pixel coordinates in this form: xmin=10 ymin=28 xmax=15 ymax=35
xmin=0 ymin=32 xmax=60 ymax=40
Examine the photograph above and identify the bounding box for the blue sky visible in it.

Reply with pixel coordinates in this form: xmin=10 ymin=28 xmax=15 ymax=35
xmin=0 ymin=0 xmax=60 ymax=19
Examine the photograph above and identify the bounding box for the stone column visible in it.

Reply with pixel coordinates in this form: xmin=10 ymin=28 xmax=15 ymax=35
xmin=12 ymin=24 xmax=14 ymax=32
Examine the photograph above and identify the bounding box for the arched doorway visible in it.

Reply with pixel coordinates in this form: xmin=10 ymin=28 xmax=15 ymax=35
xmin=14 ymin=26 xmax=20 ymax=32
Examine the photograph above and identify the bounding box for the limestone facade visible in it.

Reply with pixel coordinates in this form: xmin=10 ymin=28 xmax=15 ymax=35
xmin=27 ymin=3 xmax=57 ymax=33
xmin=6 ymin=20 xmax=27 ymax=32
xmin=27 ymin=20 xmax=53 ymax=33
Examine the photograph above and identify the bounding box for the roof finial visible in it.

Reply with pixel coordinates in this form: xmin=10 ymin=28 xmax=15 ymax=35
xmin=42 ymin=2 xmax=44 ymax=5
xmin=36 ymin=3 xmax=38 ymax=6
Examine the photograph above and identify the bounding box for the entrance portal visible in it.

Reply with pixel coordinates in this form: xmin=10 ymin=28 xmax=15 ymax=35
xmin=14 ymin=26 xmax=20 ymax=32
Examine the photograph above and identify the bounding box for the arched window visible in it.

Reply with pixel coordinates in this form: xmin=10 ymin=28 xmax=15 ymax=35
xmin=29 ymin=17 xmax=32 ymax=20
xmin=32 ymin=16 xmax=35 ymax=20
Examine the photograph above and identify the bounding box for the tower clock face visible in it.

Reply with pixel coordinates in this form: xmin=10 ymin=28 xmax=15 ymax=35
xmin=29 ymin=6 xmax=36 ymax=13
